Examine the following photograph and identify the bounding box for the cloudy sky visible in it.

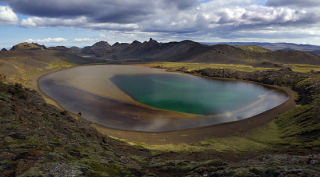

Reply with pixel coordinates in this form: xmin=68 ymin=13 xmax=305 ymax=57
xmin=1 ymin=0 xmax=320 ymax=49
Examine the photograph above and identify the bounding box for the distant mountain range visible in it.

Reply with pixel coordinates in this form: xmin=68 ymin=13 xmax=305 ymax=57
xmin=6 ymin=39 xmax=320 ymax=65
xmin=201 ymin=42 xmax=320 ymax=55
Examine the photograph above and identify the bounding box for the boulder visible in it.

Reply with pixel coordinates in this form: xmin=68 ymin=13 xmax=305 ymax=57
xmin=0 ymin=73 xmax=7 ymax=81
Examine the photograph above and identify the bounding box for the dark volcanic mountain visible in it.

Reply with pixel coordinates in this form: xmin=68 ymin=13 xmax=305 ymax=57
xmin=8 ymin=40 xmax=320 ymax=65
xmin=81 ymin=41 xmax=114 ymax=57
xmin=78 ymin=39 xmax=320 ymax=65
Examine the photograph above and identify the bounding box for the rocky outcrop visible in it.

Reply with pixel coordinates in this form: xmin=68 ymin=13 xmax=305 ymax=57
xmin=142 ymin=38 xmax=160 ymax=51
xmin=1 ymin=48 xmax=7 ymax=51
xmin=0 ymin=73 xmax=6 ymax=82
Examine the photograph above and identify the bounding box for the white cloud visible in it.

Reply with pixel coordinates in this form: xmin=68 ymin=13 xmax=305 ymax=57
xmin=20 ymin=16 xmax=139 ymax=31
xmin=198 ymin=0 xmax=255 ymax=9
xmin=0 ymin=6 xmax=19 ymax=25
xmin=74 ymin=38 xmax=94 ymax=42
xmin=21 ymin=16 xmax=87 ymax=28
xmin=266 ymin=0 xmax=320 ymax=8
xmin=26 ymin=38 xmax=68 ymax=43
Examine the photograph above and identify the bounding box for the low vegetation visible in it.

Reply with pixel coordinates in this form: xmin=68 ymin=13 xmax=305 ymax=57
xmin=153 ymin=62 xmax=278 ymax=72
xmin=234 ymin=45 xmax=271 ymax=53
xmin=287 ymin=64 xmax=320 ymax=73
xmin=25 ymin=58 xmax=75 ymax=79
xmin=7 ymin=57 xmax=75 ymax=87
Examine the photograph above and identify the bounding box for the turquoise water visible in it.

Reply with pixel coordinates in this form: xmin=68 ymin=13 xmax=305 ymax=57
xmin=111 ymin=73 xmax=271 ymax=115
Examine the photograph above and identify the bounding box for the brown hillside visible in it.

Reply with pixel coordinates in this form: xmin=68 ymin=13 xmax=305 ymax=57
xmin=10 ymin=42 xmax=46 ymax=51
xmin=235 ymin=45 xmax=271 ymax=53
xmin=167 ymin=43 xmax=320 ymax=65
xmin=0 ymin=50 xmax=107 ymax=85
xmin=267 ymin=50 xmax=320 ymax=64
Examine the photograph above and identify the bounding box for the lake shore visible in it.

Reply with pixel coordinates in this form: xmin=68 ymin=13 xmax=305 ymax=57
xmin=30 ymin=64 xmax=297 ymax=145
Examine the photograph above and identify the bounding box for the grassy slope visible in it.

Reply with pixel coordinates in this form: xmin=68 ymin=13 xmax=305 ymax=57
xmin=154 ymin=62 xmax=277 ymax=72
xmin=155 ymin=62 xmax=320 ymax=73
xmin=235 ymin=45 xmax=271 ymax=53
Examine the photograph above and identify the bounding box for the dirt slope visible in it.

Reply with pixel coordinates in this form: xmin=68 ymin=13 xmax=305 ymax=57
xmin=0 ymin=50 xmax=106 ymax=85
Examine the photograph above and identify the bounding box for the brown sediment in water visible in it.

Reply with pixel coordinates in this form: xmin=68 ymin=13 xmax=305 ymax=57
xmin=30 ymin=64 xmax=297 ymax=145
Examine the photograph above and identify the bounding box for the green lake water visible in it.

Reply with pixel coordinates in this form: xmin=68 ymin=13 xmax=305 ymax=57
xmin=110 ymin=74 xmax=269 ymax=116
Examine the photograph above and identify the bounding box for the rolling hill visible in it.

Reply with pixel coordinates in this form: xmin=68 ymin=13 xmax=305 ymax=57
xmin=202 ymin=42 xmax=320 ymax=55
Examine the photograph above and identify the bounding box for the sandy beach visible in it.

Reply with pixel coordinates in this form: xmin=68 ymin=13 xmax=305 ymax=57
xmin=30 ymin=64 xmax=297 ymax=145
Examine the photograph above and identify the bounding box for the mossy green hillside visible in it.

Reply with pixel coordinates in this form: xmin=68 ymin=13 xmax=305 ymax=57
xmin=153 ymin=62 xmax=278 ymax=72
xmin=235 ymin=45 xmax=271 ymax=53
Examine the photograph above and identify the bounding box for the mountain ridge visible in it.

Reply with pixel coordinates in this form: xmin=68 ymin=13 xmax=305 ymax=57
xmin=202 ymin=42 xmax=320 ymax=55
xmin=6 ymin=39 xmax=320 ymax=65
xmin=75 ymin=39 xmax=320 ymax=65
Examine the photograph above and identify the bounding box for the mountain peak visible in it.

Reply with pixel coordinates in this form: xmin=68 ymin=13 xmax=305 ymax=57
xmin=10 ymin=42 xmax=46 ymax=51
xmin=113 ymin=42 xmax=120 ymax=46
xmin=92 ymin=41 xmax=111 ymax=48
xmin=131 ymin=40 xmax=142 ymax=45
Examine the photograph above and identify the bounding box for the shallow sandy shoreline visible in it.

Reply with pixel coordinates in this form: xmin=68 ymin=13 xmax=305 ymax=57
xmin=29 ymin=64 xmax=297 ymax=145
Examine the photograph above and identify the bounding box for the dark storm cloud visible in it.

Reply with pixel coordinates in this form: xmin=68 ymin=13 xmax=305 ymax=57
xmin=0 ymin=0 xmax=154 ymax=23
xmin=161 ymin=0 xmax=199 ymax=10
xmin=0 ymin=0 xmax=198 ymax=23
xmin=0 ymin=0 xmax=93 ymax=18
xmin=2 ymin=0 xmax=320 ymax=44
xmin=92 ymin=6 xmax=151 ymax=24
xmin=266 ymin=0 xmax=320 ymax=7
